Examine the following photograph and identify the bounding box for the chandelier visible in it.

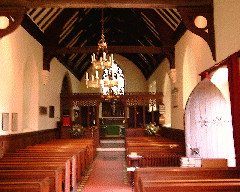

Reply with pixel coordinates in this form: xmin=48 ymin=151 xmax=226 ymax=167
xmin=85 ymin=70 xmax=102 ymax=88
xmin=101 ymin=89 xmax=120 ymax=102
xmin=91 ymin=34 xmax=113 ymax=70
xmin=86 ymin=9 xmax=118 ymax=89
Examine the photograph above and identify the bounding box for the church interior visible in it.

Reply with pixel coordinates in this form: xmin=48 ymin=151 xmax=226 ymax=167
xmin=0 ymin=0 xmax=240 ymax=191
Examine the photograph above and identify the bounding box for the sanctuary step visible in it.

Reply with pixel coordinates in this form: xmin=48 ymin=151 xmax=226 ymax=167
xmin=97 ymin=139 xmax=125 ymax=152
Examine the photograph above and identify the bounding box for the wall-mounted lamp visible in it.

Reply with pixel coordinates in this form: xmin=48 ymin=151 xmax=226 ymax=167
xmin=0 ymin=16 xmax=9 ymax=29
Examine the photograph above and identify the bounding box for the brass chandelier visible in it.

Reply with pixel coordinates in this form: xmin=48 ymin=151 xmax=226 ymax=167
xmin=86 ymin=9 xmax=118 ymax=89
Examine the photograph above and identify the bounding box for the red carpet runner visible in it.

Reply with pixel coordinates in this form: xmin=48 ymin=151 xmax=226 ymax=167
xmin=77 ymin=139 xmax=132 ymax=192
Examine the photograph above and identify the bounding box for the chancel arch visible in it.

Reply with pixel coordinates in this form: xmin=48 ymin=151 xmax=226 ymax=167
xmin=185 ymin=78 xmax=236 ymax=167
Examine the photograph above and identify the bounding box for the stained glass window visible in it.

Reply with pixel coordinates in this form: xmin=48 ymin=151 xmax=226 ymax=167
xmin=102 ymin=62 xmax=125 ymax=95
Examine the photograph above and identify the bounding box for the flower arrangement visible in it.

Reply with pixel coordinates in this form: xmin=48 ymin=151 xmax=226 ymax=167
xmin=145 ymin=122 xmax=160 ymax=136
xmin=70 ymin=124 xmax=85 ymax=138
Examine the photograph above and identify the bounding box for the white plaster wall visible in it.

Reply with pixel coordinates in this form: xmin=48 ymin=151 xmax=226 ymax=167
xmin=78 ymin=54 xmax=148 ymax=93
xmin=163 ymin=73 xmax=172 ymax=127
xmin=148 ymin=58 xmax=172 ymax=127
xmin=173 ymin=31 xmax=215 ymax=130
xmin=38 ymin=57 xmax=80 ymax=130
xmin=148 ymin=58 xmax=170 ymax=93
xmin=0 ymin=26 xmax=41 ymax=135
xmin=0 ymin=26 xmax=81 ymax=135
xmin=214 ymin=0 xmax=240 ymax=62
xmin=115 ymin=54 xmax=148 ymax=93
xmin=169 ymin=0 xmax=240 ymax=130
xmin=22 ymin=55 xmax=39 ymax=132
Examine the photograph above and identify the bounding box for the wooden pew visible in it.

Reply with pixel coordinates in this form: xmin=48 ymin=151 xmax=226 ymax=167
xmin=126 ymin=137 xmax=185 ymax=170
xmin=27 ymin=141 xmax=93 ymax=167
xmin=0 ymin=164 xmax=65 ymax=191
xmin=0 ymin=138 xmax=97 ymax=192
xmin=13 ymin=139 xmax=95 ymax=191
xmin=142 ymin=179 xmax=240 ymax=192
xmin=126 ymin=146 xmax=185 ymax=155
xmin=0 ymin=177 xmax=50 ymax=192
xmin=11 ymin=150 xmax=81 ymax=181
xmin=44 ymin=138 xmax=96 ymax=160
xmin=134 ymin=167 xmax=240 ymax=192
xmin=0 ymin=169 xmax=62 ymax=192
xmin=0 ymin=155 xmax=73 ymax=192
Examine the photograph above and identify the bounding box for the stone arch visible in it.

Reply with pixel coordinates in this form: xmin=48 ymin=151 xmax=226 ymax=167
xmin=61 ymin=72 xmax=73 ymax=95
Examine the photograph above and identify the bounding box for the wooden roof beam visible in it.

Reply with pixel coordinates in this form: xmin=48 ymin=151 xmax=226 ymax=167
xmin=45 ymin=46 xmax=165 ymax=54
xmin=0 ymin=0 xmax=212 ymax=8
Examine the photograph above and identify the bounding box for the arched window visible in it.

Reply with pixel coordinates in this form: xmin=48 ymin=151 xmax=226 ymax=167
xmin=102 ymin=62 xmax=125 ymax=95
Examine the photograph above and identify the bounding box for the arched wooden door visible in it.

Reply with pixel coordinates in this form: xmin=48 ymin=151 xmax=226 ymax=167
xmin=185 ymin=79 xmax=235 ymax=166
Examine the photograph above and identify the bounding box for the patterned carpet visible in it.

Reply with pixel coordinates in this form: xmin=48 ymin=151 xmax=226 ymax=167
xmin=77 ymin=139 xmax=132 ymax=192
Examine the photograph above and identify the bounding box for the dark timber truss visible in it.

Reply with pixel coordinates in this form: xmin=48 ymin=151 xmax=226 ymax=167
xmin=0 ymin=0 xmax=215 ymax=81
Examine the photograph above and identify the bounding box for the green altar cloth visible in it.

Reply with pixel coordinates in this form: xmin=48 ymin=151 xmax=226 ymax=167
xmin=100 ymin=123 xmax=125 ymax=137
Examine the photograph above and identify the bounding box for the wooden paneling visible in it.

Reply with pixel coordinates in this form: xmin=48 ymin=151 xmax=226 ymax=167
xmin=0 ymin=128 xmax=60 ymax=157
xmin=161 ymin=127 xmax=185 ymax=143
xmin=125 ymin=128 xmax=146 ymax=137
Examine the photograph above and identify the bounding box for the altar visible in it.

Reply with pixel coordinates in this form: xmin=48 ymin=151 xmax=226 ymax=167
xmin=100 ymin=117 xmax=125 ymax=137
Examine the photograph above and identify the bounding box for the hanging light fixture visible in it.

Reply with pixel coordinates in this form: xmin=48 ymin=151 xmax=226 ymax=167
xmin=85 ymin=69 xmax=103 ymax=88
xmin=91 ymin=35 xmax=113 ymax=70
xmin=86 ymin=9 xmax=116 ymax=89
xmin=103 ymin=67 xmax=119 ymax=88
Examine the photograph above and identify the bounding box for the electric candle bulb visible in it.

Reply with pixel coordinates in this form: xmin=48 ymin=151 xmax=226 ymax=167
xmin=103 ymin=52 xmax=106 ymax=60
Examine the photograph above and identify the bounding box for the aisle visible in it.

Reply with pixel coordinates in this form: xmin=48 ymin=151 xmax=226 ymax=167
xmin=77 ymin=139 xmax=132 ymax=192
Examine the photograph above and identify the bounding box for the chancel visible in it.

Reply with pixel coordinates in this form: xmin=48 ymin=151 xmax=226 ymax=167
xmin=0 ymin=0 xmax=240 ymax=191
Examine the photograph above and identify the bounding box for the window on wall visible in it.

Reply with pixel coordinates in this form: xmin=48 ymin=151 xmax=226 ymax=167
xmin=102 ymin=62 xmax=125 ymax=95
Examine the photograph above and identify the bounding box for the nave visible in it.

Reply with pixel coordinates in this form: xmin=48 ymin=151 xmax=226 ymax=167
xmin=77 ymin=138 xmax=132 ymax=192
xmin=1 ymin=135 xmax=240 ymax=191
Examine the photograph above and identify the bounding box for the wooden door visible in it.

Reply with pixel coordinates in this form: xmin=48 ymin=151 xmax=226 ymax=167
xmin=185 ymin=79 xmax=235 ymax=166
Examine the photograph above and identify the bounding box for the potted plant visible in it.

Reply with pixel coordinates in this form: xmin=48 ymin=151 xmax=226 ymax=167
xmin=70 ymin=124 xmax=85 ymax=138
xmin=145 ymin=122 xmax=160 ymax=136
